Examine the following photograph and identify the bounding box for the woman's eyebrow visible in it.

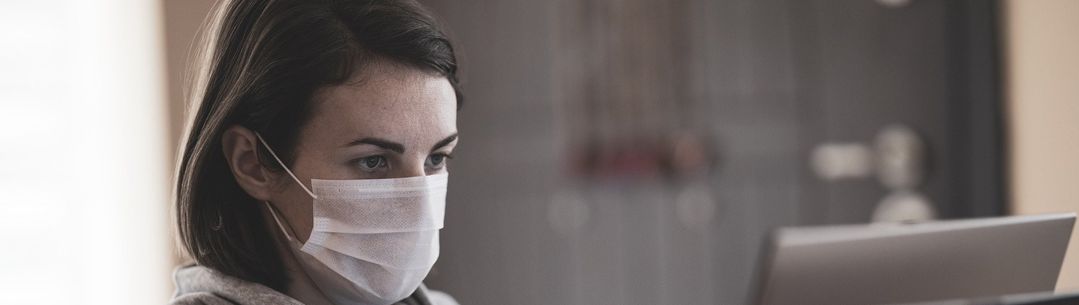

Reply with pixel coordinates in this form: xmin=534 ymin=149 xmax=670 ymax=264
xmin=431 ymin=133 xmax=458 ymax=152
xmin=344 ymin=133 xmax=457 ymax=154
xmin=345 ymin=137 xmax=405 ymax=153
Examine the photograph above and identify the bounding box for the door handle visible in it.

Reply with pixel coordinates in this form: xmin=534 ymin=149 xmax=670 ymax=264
xmin=810 ymin=124 xmax=935 ymax=223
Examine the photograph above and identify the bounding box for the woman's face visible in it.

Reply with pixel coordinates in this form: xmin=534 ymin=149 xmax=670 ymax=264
xmin=271 ymin=61 xmax=458 ymax=243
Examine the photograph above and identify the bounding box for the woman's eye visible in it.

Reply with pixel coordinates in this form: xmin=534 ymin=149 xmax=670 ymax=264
xmin=356 ymin=156 xmax=388 ymax=171
xmin=426 ymin=153 xmax=452 ymax=169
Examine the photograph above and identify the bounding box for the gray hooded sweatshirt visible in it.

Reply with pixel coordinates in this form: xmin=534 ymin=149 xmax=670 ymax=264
xmin=169 ymin=264 xmax=459 ymax=305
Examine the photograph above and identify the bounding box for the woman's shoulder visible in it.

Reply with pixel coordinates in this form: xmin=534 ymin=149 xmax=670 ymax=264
xmin=170 ymin=263 xmax=460 ymax=305
xmin=414 ymin=283 xmax=460 ymax=305
xmin=170 ymin=264 xmax=303 ymax=305
xmin=168 ymin=291 xmax=236 ymax=305
xmin=424 ymin=289 xmax=460 ymax=305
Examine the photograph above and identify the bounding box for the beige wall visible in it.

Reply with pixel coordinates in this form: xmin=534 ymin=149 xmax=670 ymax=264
xmin=1005 ymin=0 xmax=1079 ymax=291
xmin=160 ymin=0 xmax=217 ymax=268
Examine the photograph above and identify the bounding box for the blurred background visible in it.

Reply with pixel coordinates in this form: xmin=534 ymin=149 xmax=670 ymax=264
xmin=0 ymin=0 xmax=1076 ymax=304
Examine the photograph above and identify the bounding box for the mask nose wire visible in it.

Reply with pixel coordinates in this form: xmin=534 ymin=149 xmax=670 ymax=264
xmin=254 ymin=132 xmax=317 ymax=199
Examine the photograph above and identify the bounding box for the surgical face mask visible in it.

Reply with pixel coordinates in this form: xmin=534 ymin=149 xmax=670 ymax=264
xmin=255 ymin=133 xmax=447 ymax=305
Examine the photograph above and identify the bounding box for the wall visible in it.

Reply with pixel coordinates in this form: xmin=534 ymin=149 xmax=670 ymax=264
xmin=1004 ymin=0 xmax=1079 ymax=292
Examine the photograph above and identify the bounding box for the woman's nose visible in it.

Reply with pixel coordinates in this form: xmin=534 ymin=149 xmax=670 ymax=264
xmin=390 ymin=158 xmax=428 ymax=178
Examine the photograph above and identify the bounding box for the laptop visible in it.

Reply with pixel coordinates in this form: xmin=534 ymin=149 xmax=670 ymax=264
xmin=752 ymin=213 xmax=1076 ymax=305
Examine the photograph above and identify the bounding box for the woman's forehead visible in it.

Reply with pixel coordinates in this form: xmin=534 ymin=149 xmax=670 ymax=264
xmin=304 ymin=66 xmax=458 ymax=147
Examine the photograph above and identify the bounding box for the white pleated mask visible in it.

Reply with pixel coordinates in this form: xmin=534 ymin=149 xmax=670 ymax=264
xmin=256 ymin=133 xmax=446 ymax=305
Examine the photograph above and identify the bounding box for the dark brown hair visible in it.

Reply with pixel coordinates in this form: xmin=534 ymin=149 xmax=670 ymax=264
xmin=174 ymin=0 xmax=460 ymax=290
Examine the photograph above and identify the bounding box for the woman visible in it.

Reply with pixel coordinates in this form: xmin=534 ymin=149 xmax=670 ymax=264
xmin=170 ymin=0 xmax=462 ymax=304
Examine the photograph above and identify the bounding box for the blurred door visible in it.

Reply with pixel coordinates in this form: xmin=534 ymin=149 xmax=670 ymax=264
xmin=792 ymin=0 xmax=1005 ymax=224
xmin=421 ymin=0 xmax=1005 ymax=305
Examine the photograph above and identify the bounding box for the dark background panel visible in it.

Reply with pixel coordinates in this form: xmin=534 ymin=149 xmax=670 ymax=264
xmin=421 ymin=0 xmax=1004 ymax=304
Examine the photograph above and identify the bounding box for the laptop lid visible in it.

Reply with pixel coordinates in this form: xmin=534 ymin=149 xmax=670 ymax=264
xmin=753 ymin=213 xmax=1075 ymax=305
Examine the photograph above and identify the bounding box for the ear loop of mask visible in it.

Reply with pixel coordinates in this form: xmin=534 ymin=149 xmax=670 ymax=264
xmin=263 ymin=201 xmax=295 ymax=242
xmin=254 ymin=131 xmax=316 ymax=243
xmin=254 ymin=132 xmax=316 ymax=199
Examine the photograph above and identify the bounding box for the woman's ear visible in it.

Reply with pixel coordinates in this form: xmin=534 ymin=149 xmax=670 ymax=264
xmin=221 ymin=125 xmax=276 ymax=201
